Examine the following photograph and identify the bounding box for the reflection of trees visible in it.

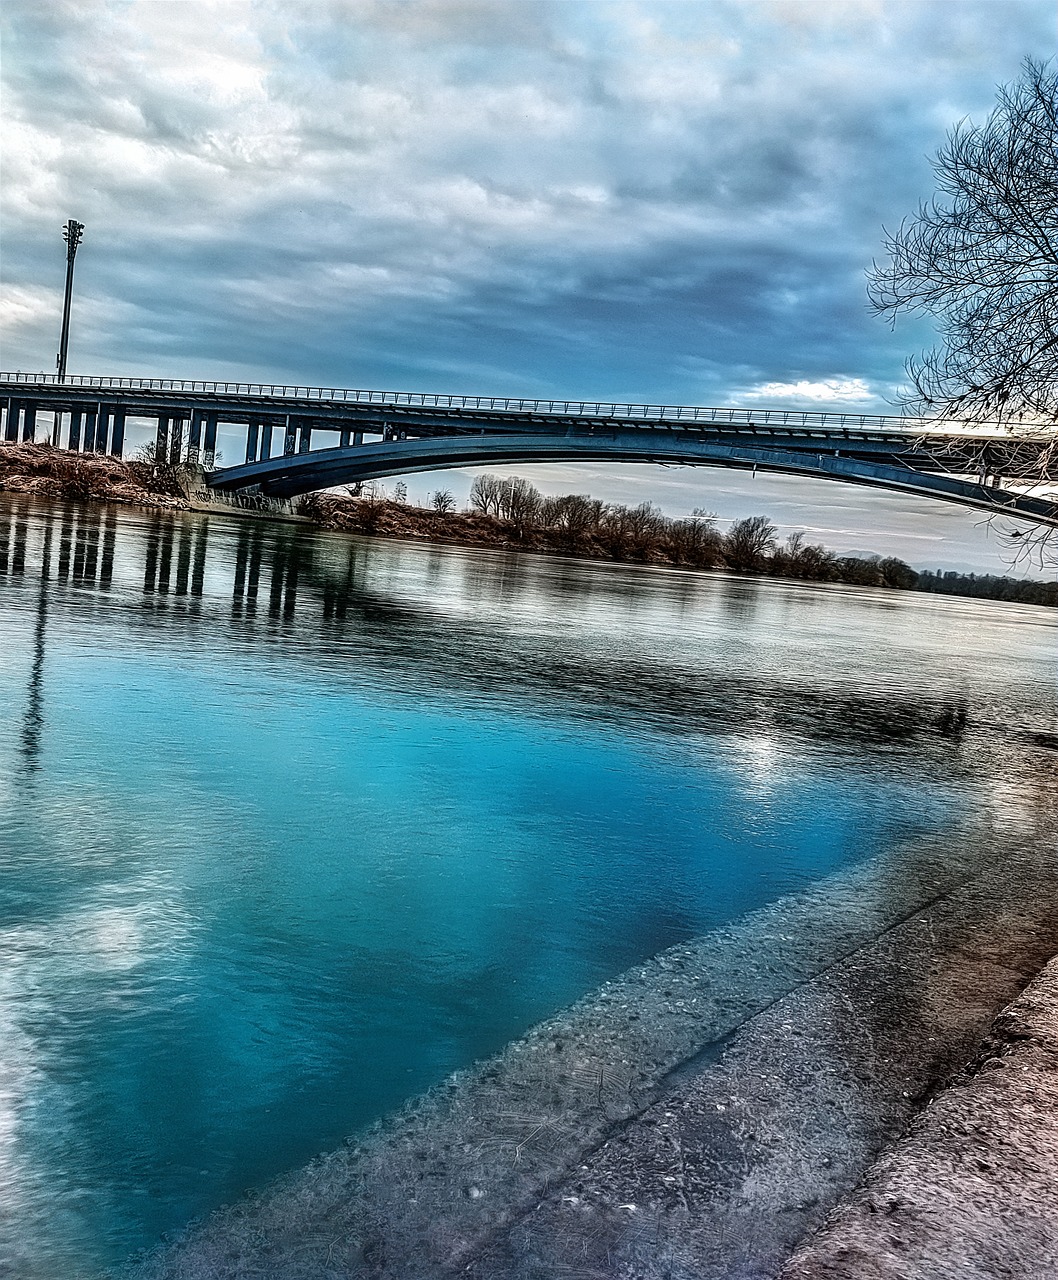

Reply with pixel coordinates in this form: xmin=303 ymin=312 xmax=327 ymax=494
xmin=7 ymin=502 xmax=992 ymax=767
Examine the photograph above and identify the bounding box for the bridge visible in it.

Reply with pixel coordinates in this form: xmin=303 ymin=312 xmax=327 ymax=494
xmin=3 ymin=372 xmax=1057 ymax=526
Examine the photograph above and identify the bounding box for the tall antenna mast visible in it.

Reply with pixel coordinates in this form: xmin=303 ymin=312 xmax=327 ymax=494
xmin=57 ymin=219 xmax=85 ymax=383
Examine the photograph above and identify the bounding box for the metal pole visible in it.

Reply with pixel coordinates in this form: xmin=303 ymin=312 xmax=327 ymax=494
xmin=57 ymin=220 xmax=85 ymax=383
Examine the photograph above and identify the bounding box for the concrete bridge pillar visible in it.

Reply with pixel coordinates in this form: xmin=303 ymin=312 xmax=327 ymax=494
xmin=93 ymin=405 xmax=110 ymax=453
xmin=259 ymin=421 xmax=272 ymax=460
xmin=21 ymin=404 xmax=37 ymax=443
xmin=68 ymin=410 xmax=83 ymax=451
xmin=110 ymin=407 xmax=126 ymax=457
xmin=283 ymin=416 xmax=297 ymax=456
xmin=297 ymin=420 xmax=312 ymax=454
xmin=187 ymin=409 xmax=204 ymax=464
xmin=245 ymin=421 xmax=260 ymax=464
xmin=4 ymin=400 xmax=21 ymax=442
xmin=155 ymin=415 xmax=171 ymax=462
xmin=169 ymin=418 xmax=185 ymax=465
xmin=203 ymin=411 xmax=218 ymax=467
xmin=83 ymin=407 xmax=97 ymax=453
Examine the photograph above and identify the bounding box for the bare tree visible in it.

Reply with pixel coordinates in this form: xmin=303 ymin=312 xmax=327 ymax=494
xmin=541 ymin=493 xmax=603 ymax=547
xmin=868 ymin=59 xmax=1057 ymax=430
xmin=666 ymin=514 xmax=723 ymax=568
xmin=868 ymin=59 xmax=1058 ymax=560
xmin=500 ymin=477 xmax=543 ymax=532
xmin=469 ymin=474 xmax=504 ymax=516
xmin=724 ymin=515 xmax=777 ymax=573
xmin=431 ymin=488 xmax=455 ymax=514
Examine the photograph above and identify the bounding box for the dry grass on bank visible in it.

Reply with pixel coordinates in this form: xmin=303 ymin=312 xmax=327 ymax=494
xmin=0 ymin=442 xmax=190 ymax=508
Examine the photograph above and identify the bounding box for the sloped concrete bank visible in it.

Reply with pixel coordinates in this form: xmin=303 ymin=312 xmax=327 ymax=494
xmin=131 ymin=781 xmax=1058 ymax=1280
xmin=782 ymin=956 xmax=1058 ymax=1280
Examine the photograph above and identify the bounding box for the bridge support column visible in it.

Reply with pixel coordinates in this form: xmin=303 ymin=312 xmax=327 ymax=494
xmin=51 ymin=411 xmax=62 ymax=447
xmin=4 ymin=400 xmax=21 ymax=443
xmin=155 ymin=416 xmax=170 ymax=462
xmin=93 ymin=405 xmax=110 ymax=453
xmin=68 ymin=409 xmax=83 ymax=451
xmin=169 ymin=418 xmax=184 ymax=465
xmin=110 ymin=407 xmax=126 ymax=457
xmin=245 ymin=421 xmax=260 ymax=463
xmin=21 ymin=403 xmax=37 ymax=443
xmin=187 ymin=409 xmax=204 ymax=464
xmin=259 ymin=421 xmax=272 ymax=460
xmin=83 ymin=408 xmax=97 ymax=453
xmin=283 ymin=416 xmax=297 ymax=456
xmin=297 ymin=420 xmax=312 ymax=454
xmin=203 ymin=412 xmax=218 ymax=467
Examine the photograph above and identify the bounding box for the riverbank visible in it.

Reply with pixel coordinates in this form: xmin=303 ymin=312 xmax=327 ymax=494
xmin=784 ymin=955 xmax=1058 ymax=1279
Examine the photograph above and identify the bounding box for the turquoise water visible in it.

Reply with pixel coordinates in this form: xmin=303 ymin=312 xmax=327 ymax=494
xmin=1 ymin=496 xmax=1055 ymax=1277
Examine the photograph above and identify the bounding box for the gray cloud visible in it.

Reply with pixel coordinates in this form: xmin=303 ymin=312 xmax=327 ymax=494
xmin=2 ymin=0 xmax=1054 ymax=572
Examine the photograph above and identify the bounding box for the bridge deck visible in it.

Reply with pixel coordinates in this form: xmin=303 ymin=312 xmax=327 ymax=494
xmin=3 ymin=373 xmax=1055 ymax=526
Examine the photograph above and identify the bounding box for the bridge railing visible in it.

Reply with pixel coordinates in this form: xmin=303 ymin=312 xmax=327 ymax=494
xmin=1 ymin=370 xmax=939 ymax=433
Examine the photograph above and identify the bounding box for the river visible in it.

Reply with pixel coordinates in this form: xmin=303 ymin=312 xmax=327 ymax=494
xmin=0 ymin=493 xmax=1055 ymax=1277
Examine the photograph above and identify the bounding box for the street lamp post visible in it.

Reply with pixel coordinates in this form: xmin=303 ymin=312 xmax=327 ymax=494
xmin=57 ymin=219 xmax=84 ymax=383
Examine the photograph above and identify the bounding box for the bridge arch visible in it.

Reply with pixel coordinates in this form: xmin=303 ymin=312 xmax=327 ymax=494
xmin=209 ymin=429 xmax=1058 ymax=527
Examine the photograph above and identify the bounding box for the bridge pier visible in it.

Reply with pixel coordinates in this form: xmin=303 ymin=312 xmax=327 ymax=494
xmin=203 ymin=412 xmax=218 ymax=467
xmin=110 ymin=407 xmax=126 ymax=457
xmin=297 ymin=420 xmax=312 ymax=454
xmin=260 ymin=421 xmax=272 ymax=461
xmin=187 ymin=409 xmax=204 ymax=464
xmin=245 ymin=421 xmax=259 ymax=464
xmin=83 ymin=407 xmax=97 ymax=453
xmin=283 ymin=416 xmax=297 ymax=457
xmin=4 ymin=400 xmax=21 ymax=443
xmin=169 ymin=417 xmax=185 ymax=465
xmin=21 ymin=404 xmax=37 ymax=443
xmin=67 ymin=410 xmax=83 ymax=451
xmin=93 ymin=405 xmax=110 ymax=453
xmin=155 ymin=415 xmax=170 ymax=462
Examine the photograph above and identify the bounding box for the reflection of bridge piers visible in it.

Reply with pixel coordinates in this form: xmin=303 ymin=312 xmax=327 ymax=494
xmin=143 ymin=517 xmax=208 ymax=598
xmin=3 ymin=372 xmax=1058 ymax=527
xmin=0 ymin=498 xmax=1005 ymax=768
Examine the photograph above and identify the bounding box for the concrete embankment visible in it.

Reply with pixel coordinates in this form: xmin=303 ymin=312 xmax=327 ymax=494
xmin=132 ymin=781 xmax=1058 ymax=1280
xmin=782 ymin=956 xmax=1058 ymax=1280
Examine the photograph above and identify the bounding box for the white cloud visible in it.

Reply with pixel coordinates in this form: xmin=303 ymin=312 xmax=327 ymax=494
xmin=742 ymin=378 xmax=876 ymax=404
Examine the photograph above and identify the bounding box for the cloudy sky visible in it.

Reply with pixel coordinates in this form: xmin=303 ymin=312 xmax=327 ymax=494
xmin=2 ymin=1 xmax=1055 ymax=571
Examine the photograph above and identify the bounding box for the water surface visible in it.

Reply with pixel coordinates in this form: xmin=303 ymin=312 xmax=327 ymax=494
xmin=0 ymin=496 xmax=1055 ymax=1276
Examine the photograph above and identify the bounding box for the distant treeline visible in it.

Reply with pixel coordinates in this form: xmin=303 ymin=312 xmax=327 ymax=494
xmin=300 ymin=472 xmax=1056 ymax=608
xmin=915 ymin=570 xmax=1057 ymax=608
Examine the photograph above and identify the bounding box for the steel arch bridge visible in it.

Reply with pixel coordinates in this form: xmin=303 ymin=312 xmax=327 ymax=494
xmin=3 ymin=372 xmax=1057 ymax=527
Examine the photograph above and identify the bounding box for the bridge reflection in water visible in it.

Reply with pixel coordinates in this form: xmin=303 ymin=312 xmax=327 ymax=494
xmin=1 ymin=494 xmax=1012 ymax=765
